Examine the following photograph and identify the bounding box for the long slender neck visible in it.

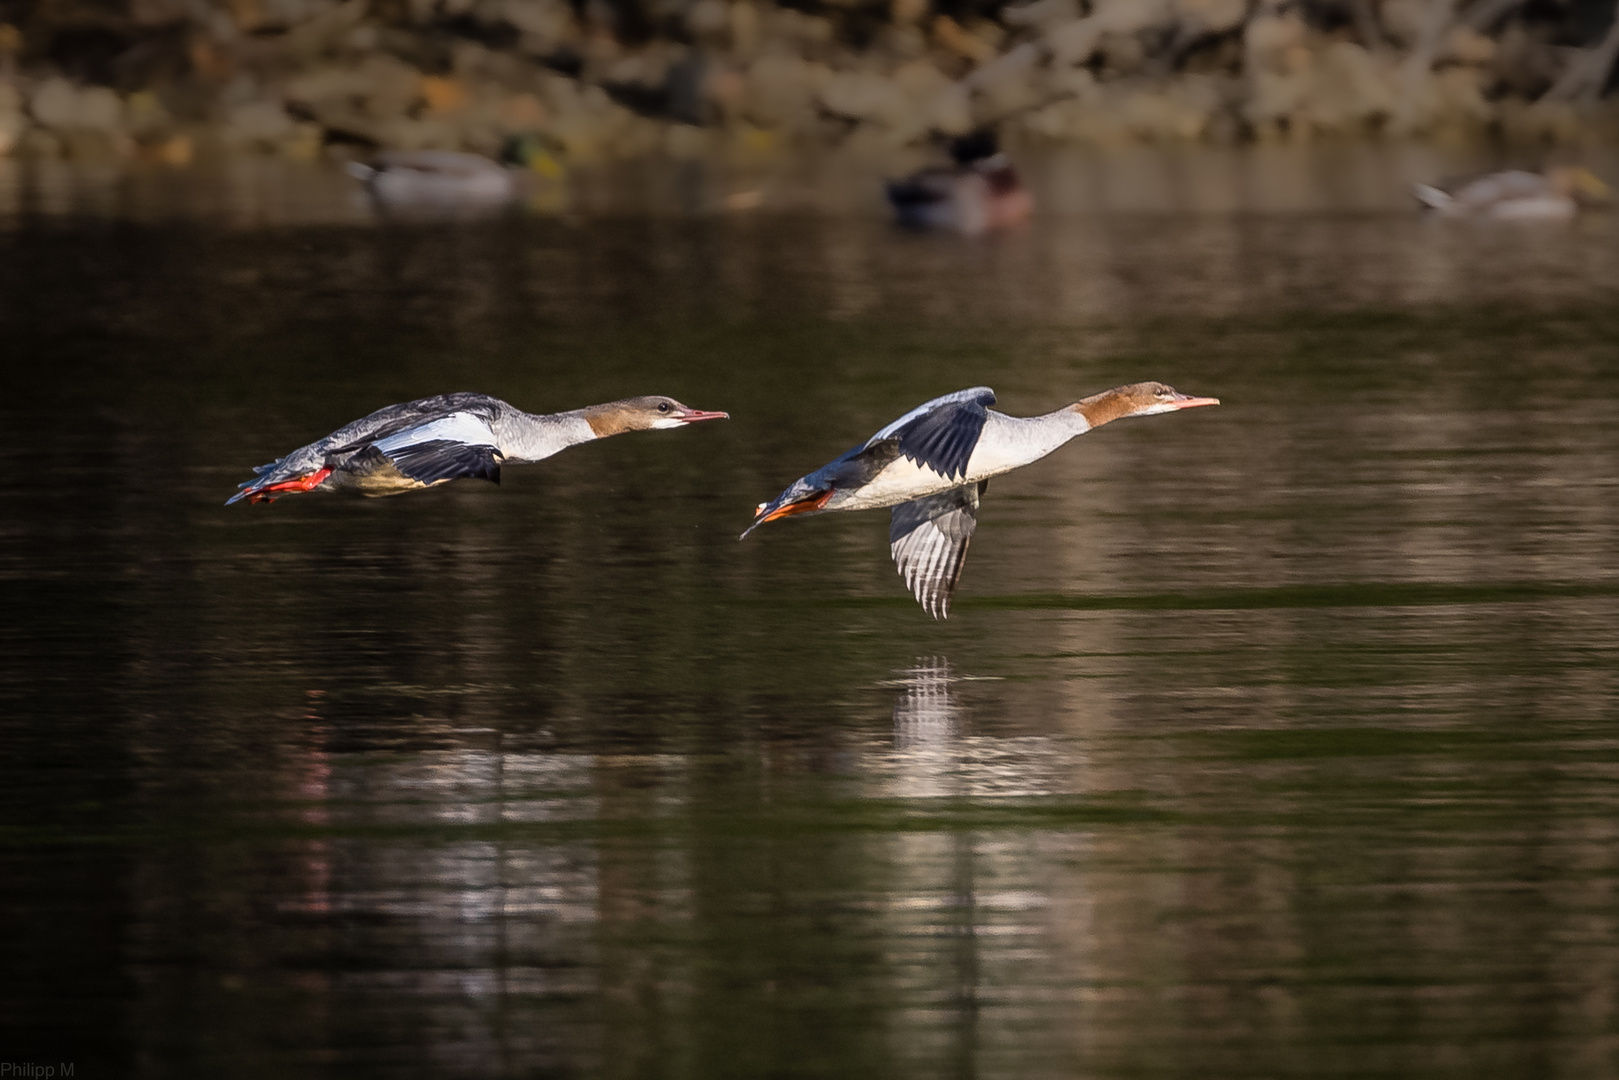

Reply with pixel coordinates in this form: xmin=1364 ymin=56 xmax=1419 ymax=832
xmin=978 ymin=406 xmax=1092 ymax=475
xmin=495 ymin=407 xmax=599 ymax=462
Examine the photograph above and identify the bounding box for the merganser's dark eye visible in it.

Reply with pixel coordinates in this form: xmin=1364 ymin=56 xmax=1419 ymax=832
xmin=658 ymin=402 xmax=671 ymax=413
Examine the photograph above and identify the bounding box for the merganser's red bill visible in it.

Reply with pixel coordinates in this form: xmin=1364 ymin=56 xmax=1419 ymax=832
xmin=677 ymin=409 xmax=730 ymax=423
xmin=1171 ymin=394 xmax=1220 ymax=409
xmin=756 ymin=489 xmax=834 ymax=524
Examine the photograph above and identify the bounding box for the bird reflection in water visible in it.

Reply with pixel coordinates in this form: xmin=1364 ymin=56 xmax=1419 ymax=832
xmin=892 ymin=656 xmax=960 ymax=751
xmin=884 ymin=658 xmax=1066 ymax=799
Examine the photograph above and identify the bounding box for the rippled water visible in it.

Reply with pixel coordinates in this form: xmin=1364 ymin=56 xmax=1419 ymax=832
xmin=4 ymin=148 xmax=1619 ymax=1078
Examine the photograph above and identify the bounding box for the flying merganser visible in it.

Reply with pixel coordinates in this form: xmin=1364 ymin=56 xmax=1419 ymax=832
xmin=229 ymin=393 xmax=727 ymax=505
xmin=1413 ymin=166 xmax=1611 ymax=220
xmin=885 ymin=130 xmax=1033 ymax=235
xmin=741 ymin=382 xmax=1218 ymax=618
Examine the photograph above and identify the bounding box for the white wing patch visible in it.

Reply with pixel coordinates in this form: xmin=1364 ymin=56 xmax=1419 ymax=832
xmin=373 ymin=412 xmax=497 ymax=455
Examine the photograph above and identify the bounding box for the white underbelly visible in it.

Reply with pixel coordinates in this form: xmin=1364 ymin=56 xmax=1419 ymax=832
xmin=832 ymin=440 xmax=1046 ymax=511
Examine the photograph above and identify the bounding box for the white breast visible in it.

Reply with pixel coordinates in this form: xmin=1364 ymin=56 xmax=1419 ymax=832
xmin=834 ymin=411 xmax=1089 ymax=511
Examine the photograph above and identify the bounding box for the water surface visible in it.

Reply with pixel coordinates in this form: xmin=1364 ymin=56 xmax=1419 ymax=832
xmin=4 ymin=147 xmax=1619 ymax=1078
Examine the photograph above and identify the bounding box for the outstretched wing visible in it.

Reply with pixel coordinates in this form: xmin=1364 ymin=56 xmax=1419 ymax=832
xmin=890 ymin=482 xmax=984 ymax=619
xmin=369 ymin=412 xmax=503 ymax=486
xmin=325 ymin=394 xmax=503 ymax=454
xmin=867 ymin=387 xmax=995 ymax=482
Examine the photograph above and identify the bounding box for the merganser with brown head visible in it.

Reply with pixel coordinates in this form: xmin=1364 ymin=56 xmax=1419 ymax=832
xmin=229 ymin=393 xmax=727 ymax=504
xmin=741 ymin=382 xmax=1218 ymax=618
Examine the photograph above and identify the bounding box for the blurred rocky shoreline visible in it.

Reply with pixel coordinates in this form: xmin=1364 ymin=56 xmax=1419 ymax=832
xmin=1 ymin=0 xmax=1617 ymax=166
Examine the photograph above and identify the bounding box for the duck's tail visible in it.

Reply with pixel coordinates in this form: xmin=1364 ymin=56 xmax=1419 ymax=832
xmin=1412 ymin=183 xmax=1454 ymax=212
xmin=227 ymin=466 xmax=334 ymax=506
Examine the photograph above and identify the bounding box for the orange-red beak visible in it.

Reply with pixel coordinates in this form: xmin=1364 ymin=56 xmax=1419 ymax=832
xmin=757 ymin=490 xmax=833 ymax=523
xmin=676 ymin=408 xmax=729 ymax=423
xmin=1171 ymin=394 xmax=1219 ymax=409
xmin=740 ymin=488 xmax=834 ymax=538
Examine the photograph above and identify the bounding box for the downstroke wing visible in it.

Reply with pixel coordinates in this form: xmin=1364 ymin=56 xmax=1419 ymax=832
xmin=866 ymin=387 xmax=995 ymax=482
xmin=368 ymin=411 xmax=504 ymax=485
xmin=889 ymin=482 xmax=984 ymax=619
xmin=325 ymin=395 xmax=502 ymax=455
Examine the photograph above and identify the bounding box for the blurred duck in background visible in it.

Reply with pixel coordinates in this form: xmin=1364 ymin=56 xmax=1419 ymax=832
xmin=346 ymin=135 xmax=564 ymax=211
xmin=885 ymin=130 xmax=1033 ymax=235
xmin=742 ymin=382 xmax=1217 ymax=618
xmin=1413 ymin=166 xmax=1611 ymax=220
xmin=229 ymin=392 xmax=726 ymax=505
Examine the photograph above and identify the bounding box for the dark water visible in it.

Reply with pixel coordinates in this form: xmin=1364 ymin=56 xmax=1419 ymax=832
xmin=4 ymin=149 xmax=1619 ymax=1078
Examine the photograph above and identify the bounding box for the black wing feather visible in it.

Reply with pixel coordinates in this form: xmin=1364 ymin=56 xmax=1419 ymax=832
xmin=892 ymin=402 xmax=989 ymax=481
xmin=387 ymin=440 xmax=503 ymax=485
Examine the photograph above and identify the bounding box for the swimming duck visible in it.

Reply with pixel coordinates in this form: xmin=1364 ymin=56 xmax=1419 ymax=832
xmin=741 ymin=382 xmax=1218 ymax=617
xmin=1413 ymin=166 xmax=1611 ymax=220
xmin=229 ymin=393 xmax=727 ymax=504
xmin=345 ymin=136 xmax=564 ymax=209
xmin=885 ymin=130 xmax=1033 ymax=235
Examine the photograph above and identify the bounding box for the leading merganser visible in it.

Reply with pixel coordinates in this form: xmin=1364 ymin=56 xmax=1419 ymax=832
xmin=741 ymin=383 xmax=1218 ymax=618
xmin=229 ymin=393 xmax=727 ymax=505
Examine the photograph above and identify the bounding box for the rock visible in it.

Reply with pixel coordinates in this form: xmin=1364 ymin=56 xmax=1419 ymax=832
xmin=18 ymin=126 xmax=64 ymax=159
xmin=123 ymin=90 xmax=173 ymax=137
xmin=1497 ymin=98 xmax=1586 ymax=143
xmin=964 ymin=40 xmax=1040 ymax=92
xmin=359 ymin=55 xmax=425 ymax=120
xmin=1097 ymin=31 xmax=1147 ymax=77
xmin=280 ymin=0 xmax=371 ymax=62
xmin=1244 ymin=12 xmax=1308 ymax=76
xmin=891 ymin=0 xmax=929 ymax=26
xmin=730 ymin=3 xmax=762 ymax=55
xmin=1045 ymin=0 xmax=1173 ymax=67
xmin=1444 ymin=26 xmax=1495 ymax=67
xmin=29 ymin=78 xmax=123 ymax=134
xmin=421 ymin=76 xmax=469 ymax=115
xmin=497 ymin=0 xmax=574 ymax=41
xmin=1002 ymin=0 xmax=1081 ymax=32
xmin=1303 ymin=41 xmax=1396 ymax=133
xmin=1175 ymin=0 xmax=1247 ymax=36
xmin=1378 ymin=0 xmax=1427 ymax=48
xmin=818 ymin=69 xmax=912 ymax=127
xmin=742 ymin=53 xmax=831 ymax=130
xmin=0 ymin=99 xmax=22 ymax=157
xmin=1389 ymin=66 xmax=1492 ymax=136
xmin=933 ymin=16 xmax=998 ymax=64
xmin=686 ymin=0 xmax=730 ymax=41
xmin=224 ymin=100 xmax=296 ymax=148
xmin=1492 ymin=23 xmax=1562 ymax=99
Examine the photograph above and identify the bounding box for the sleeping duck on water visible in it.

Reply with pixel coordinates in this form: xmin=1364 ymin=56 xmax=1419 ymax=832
xmin=1413 ymin=166 xmax=1610 ymax=220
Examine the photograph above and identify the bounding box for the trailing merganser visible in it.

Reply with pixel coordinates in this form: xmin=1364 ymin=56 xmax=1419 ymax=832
xmin=229 ymin=393 xmax=727 ymax=505
xmin=741 ymin=382 xmax=1217 ymax=618
xmin=1413 ymin=166 xmax=1611 ymax=220
xmin=885 ymin=130 xmax=1033 ymax=235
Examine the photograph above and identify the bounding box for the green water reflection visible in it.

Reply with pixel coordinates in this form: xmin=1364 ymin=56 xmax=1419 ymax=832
xmin=3 ymin=157 xmax=1619 ymax=1078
